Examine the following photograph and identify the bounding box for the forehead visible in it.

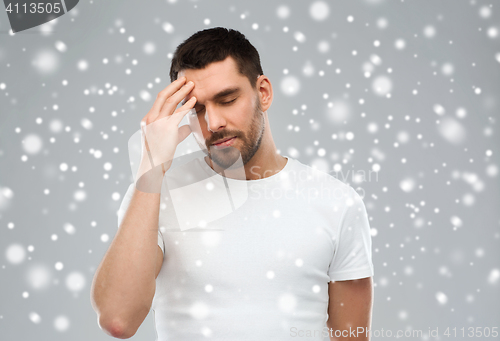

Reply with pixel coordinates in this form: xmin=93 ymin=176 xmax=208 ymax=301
xmin=178 ymin=55 xmax=241 ymax=81
xmin=178 ymin=56 xmax=251 ymax=101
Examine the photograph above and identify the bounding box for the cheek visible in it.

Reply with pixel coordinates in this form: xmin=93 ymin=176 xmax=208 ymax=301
xmin=234 ymin=100 xmax=255 ymax=123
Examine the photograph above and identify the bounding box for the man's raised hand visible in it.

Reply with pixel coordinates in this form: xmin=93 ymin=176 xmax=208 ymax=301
xmin=134 ymin=76 xmax=197 ymax=193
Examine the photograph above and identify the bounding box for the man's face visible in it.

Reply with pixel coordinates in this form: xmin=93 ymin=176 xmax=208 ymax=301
xmin=179 ymin=56 xmax=265 ymax=169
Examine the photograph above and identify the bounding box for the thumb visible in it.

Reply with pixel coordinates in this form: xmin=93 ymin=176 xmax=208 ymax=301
xmin=177 ymin=124 xmax=192 ymax=144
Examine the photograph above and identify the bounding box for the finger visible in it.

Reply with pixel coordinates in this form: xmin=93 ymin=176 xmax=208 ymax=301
xmin=177 ymin=124 xmax=192 ymax=145
xmin=169 ymin=105 xmax=196 ymax=127
xmin=155 ymin=94 xmax=196 ymax=124
xmin=172 ymin=96 xmax=197 ymax=117
xmin=152 ymin=77 xmax=187 ymax=114
xmin=158 ymin=80 xmax=195 ymax=118
xmin=142 ymin=77 xmax=187 ymax=125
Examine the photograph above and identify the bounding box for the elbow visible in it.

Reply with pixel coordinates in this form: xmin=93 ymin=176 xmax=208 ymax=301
xmin=99 ymin=316 xmax=137 ymax=339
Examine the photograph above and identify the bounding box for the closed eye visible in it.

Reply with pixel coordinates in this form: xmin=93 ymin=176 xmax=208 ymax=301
xmin=194 ymin=98 xmax=237 ymax=114
xmin=221 ymin=98 xmax=236 ymax=105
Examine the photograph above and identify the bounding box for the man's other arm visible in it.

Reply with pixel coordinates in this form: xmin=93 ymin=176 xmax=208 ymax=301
xmin=326 ymin=277 xmax=373 ymax=341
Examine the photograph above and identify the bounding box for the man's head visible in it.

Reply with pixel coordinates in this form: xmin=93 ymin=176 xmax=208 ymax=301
xmin=170 ymin=27 xmax=274 ymax=169
xmin=169 ymin=27 xmax=263 ymax=90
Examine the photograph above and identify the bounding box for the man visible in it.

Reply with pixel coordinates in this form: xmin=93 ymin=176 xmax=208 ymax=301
xmin=91 ymin=27 xmax=374 ymax=341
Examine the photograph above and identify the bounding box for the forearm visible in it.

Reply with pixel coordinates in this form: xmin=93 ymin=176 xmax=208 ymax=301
xmin=91 ymin=175 xmax=162 ymax=336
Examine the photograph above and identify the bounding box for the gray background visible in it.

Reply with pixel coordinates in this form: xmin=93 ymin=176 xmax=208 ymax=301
xmin=1 ymin=0 xmax=499 ymax=340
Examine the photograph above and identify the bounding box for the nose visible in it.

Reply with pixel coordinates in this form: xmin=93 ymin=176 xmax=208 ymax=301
xmin=204 ymin=105 xmax=226 ymax=133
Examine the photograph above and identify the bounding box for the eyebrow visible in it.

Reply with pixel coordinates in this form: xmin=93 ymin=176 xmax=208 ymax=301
xmin=181 ymin=86 xmax=241 ymax=106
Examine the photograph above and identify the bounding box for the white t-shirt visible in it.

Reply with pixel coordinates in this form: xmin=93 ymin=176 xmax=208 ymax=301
xmin=117 ymin=155 xmax=374 ymax=340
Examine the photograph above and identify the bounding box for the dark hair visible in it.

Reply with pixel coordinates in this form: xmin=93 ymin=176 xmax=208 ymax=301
xmin=169 ymin=27 xmax=264 ymax=90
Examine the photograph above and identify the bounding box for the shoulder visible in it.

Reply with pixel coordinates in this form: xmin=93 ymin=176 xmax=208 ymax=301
xmin=287 ymin=158 xmax=366 ymax=216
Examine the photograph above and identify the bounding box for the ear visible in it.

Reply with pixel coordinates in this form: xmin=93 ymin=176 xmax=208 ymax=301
xmin=256 ymin=75 xmax=273 ymax=112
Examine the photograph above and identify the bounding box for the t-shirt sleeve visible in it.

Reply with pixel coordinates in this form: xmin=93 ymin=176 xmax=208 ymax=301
xmin=328 ymin=185 xmax=374 ymax=281
xmin=117 ymin=183 xmax=165 ymax=255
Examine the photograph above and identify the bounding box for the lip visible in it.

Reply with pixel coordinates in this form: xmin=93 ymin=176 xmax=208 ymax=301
xmin=212 ymin=136 xmax=236 ymax=149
